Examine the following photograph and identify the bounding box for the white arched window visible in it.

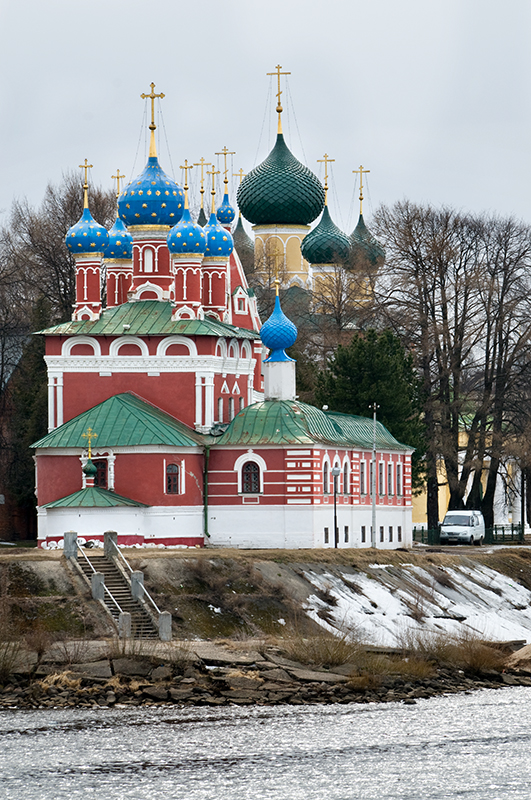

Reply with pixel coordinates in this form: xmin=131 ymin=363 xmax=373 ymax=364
xmin=343 ymin=461 xmax=349 ymax=495
xmin=143 ymin=248 xmax=154 ymax=273
xmin=234 ymin=452 xmax=267 ymax=494
xmin=323 ymin=462 xmax=329 ymax=494
xmin=218 ymin=397 xmax=224 ymax=423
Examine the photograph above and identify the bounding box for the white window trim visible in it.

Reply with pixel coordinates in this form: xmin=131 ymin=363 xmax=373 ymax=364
xmin=234 ymin=451 xmax=266 ymax=494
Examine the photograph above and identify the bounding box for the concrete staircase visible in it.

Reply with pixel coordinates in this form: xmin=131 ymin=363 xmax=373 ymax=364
xmin=78 ymin=553 xmax=158 ymax=639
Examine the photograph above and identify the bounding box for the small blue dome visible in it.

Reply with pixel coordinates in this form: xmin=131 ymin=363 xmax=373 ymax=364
xmin=167 ymin=207 xmax=207 ymax=256
xmin=66 ymin=208 xmax=109 ymax=254
xmin=118 ymin=156 xmax=184 ymax=227
xmin=204 ymin=212 xmax=234 ymax=258
xmin=104 ymin=217 xmax=133 ymax=259
xmin=260 ymin=295 xmax=298 ymax=362
xmin=216 ymin=192 xmax=236 ymax=225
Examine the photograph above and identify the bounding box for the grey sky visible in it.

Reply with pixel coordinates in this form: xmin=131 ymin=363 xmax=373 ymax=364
xmin=1 ymin=0 xmax=530 ymax=236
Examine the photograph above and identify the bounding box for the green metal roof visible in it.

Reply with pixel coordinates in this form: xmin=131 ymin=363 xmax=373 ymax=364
xmin=214 ymin=400 xmax=411 ymax=450
xmin=36 ymin=300 xmax=258 ymax=338
xmin=237 ymin=134 xmax=325 ymax=226
xmin=301 ymin=206 xmax=350 ymax=265
xmin=32 ymin=393 xmax=204 ymax=450
xmin=43 ymin=486 xmax=148 ymax=509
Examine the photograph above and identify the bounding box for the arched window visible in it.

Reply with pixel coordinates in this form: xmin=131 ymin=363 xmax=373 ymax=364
xmin=166 ymin=463 xmax=179 ymax=494
xmin=93 ymin=460 xmax=107 ymax=489
xmin=218 ymin=397 xmax=224 ymax=423
xmin=143 ymin=248 xmax=154 ymax=273
xmin=343 ymin=462 xmax=349 ymax=495
xmin=229 ymin=397 xmax=235 ymax=421
xmin=323 ymin=462 xmax=329 ymax=494
xmin=242 ymin=461 xmax=260 ymax=494
xmin=239 ymin=396 xmax=245 ymax=412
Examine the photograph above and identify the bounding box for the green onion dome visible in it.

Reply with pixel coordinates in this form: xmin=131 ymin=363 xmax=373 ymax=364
xmin=301 ymin=206 xmax=350 ymax=264
xmin=196 ymin=207 xmax=208 ymax=227
xmin=66 ymin=207 xmax=109 ymax=254
xmin=118 ymin=156 xmax=184 ymax=227
xmin=232 ymin=215 xmax=255 ymax=275
xmin=82 ymin=458 xmax=97 ymax=477
xmin=167 ymin=207 xmax=207 ymax=256
xmin=349 ymin=214 xmax=385 ymax=268
xmin=103 ymin=217 xmax=133 ymax=259
xmin=237 ymin=134 xmax=325 ymax=225
xmin=204 ymin=212 xmax=234 ymax=258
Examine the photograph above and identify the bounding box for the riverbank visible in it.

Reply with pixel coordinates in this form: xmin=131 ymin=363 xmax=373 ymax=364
xmin=2 ymin=637 xmax=531 ymax=710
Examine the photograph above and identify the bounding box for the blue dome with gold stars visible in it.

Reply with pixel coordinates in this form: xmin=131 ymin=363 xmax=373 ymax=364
xmin=167 ymin=208 xmax=207 ymax=256
xmin=104 ymin=217 xmax=133 ymax=259
xmin=260 ymin=295 xmax=298 ymax=362
xmin=204 ymin=212 xmax=234 ymax=258
xmin=216 ymin=193 xmax=236 ymax=226
xmin=118 ymin=157 xmax=184 ymax=227
xmin=66 ymin=208 xmax=109 ymax=254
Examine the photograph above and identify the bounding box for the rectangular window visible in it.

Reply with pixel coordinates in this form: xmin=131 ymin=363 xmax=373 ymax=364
xmin=93 ymin=460 xmax=107 ymax=489
xmin=344 ymin=526 xmax=349 ymax=543
xmin=396 ymin=464 xmax=402 ymax=496
xmin=343 ymin=463 xmax=349 ymax=495
xmin=397 ymin=526 xmax=402 ymax=543
xmin=361 ymin=525 xmax=366 ymax=543
xmin=389 ymin=526 xmax=393 ymax=542
xmin=388 ymin=463 xmax=393 ymax=495
xmin=369 ymin=463 xmax=373 ymax=496
xmin=379 ymin=462 xmax=384 ymax=495
xmin=324 ymin=527 xmax=329 ymax=544
xmin=239 ymin=397 xmax=245 ymax=411
xmin=229 ymin=397 xmax=235 ymax=421
xmin=218 ymin=397 xmax=223 ymax=423
xmin=360 ymin=461 xmax=366 ymax=494
xmin=380 ymin=525 xmax=384 ymax=542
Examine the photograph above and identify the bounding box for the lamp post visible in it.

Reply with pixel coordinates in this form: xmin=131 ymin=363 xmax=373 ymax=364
xmin=370 ymin=403 xmax=379 ymax=549
xmin=331 ymin=465 xmax=341 ymax=549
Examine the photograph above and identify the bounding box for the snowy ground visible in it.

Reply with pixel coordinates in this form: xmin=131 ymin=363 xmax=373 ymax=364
xmin=303 ymin=561 xmax=531 ymax=647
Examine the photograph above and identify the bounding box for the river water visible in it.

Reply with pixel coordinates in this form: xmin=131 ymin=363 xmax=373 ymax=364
xmin=1 ymin=687 xmax=530 ymax=800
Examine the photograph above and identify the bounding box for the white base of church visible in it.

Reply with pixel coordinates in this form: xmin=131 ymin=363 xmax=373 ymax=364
xmin=37 ymin=503 xmax=412 ymax=550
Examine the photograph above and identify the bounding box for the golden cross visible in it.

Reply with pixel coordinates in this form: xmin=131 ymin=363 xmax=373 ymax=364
xmin=267 ymin=64 xmax=291 ymax=115
xmin=81 ymin=427 xmax=98 ymax=460
xmin=79 ymin=159 xmax=93 ymax=188
xmin=112 ymin=169 xmax=126 ymax=198
xmin=180 ymin=159 xmax=193 ymax=190
xmin=194 ymin=158 xmax=212 ymax=208
xmin=353 ymin=165 xmax=370 ymax=214
xmin=141 ymin=82 xmax=165 ymax=130
xmin=233 ymin=168 xmax=246 ymax=185
xmin=206 ymin=166 xmax=220 ymax=214
xmin=215 ymin=146 xmax=236 ymax=190
xmin=317 ymin=154 xmax=335 ymax=203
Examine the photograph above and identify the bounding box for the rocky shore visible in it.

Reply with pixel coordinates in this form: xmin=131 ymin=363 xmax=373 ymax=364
xmin=1 ymin=640 xmax=531 ymax=710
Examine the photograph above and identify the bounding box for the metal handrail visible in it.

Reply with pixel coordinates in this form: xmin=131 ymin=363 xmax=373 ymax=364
xmin=109 ymin=539 xmax=161 ymax=616
xmin=77 ymin=542 xmax=123 ymax=615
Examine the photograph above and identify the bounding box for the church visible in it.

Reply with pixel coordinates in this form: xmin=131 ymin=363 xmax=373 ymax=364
xmin=31 ymin=78 xmax=413 ymax=550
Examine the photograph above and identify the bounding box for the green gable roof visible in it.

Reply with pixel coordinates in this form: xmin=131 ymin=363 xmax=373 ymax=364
xmin=214 ymin=400 xmax=412 ymax=450
xmin=43 ymin=486 xmax=148 ymax=509
xmin=32 ymin=393 xmax=204 ymax=450
xmin=37 ymin=300 xmax=258 ymax=338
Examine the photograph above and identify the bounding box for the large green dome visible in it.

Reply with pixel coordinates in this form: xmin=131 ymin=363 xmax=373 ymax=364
xmin=349 ymin=214 xmax=385 ymax=268
xmin=301 ymin=206 xmax=350 ymax=264
xmin=237 ymin=134 xmax=325 ymax=226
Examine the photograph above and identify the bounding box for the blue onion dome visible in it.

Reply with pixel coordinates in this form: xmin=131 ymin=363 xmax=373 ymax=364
xmin=260 ymin=295 xmax=298 ymax=362
xmin=301 ymin=206 xmax=350 ymax=265
xmin=216 ymin=192 xmax=236 ymax=226
xmin=196 ymin=207 xmax=208 ymax=227
xmin=118 ymin=157 xmax=184 ymax=226
xmin=237 ymin=134 xmax=325 ymax=225
xmin=167 ymin=207 xmax=207 ymax=256
xmin=103 ymin=216 xmax=133 ymax=259
xmin=66 ymin=207 xmax=109 ymax=254
xmin=232 ymin=215 xmax=255 ymax=276
xmin=349 ymin=214 xmax=385 ymax=269
xmin=204 ymin=211 xmax=234 ymax=258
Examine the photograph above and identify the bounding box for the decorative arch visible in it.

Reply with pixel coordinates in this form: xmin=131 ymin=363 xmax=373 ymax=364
xmin=133 ymin=281 xmax=163 ymax=300
xmin=342 ymin=454 xmax=350 ymax=495
xmin=157 ymin=335 xmax=198 ymax=357
xmin=241 ymin=340 xmax=252 ymax=360
xmin=62 ymin=336 xmax=102 ymax=357
xmin=215 ymin=338 xmax=228 ymax=359
xmin=322 ymin=454 xmax=331 ymax=495
xmin=234 ymin=451 xmax=267 ymax=494
xmin=109 ymin=336 xmax=149 ymax=358
xmin=228 ymin=338 xmax=239 ymax=359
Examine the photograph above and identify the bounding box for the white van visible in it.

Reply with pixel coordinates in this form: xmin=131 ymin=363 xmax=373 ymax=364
xmin=440 ymin=510 xmax=485 ymax=546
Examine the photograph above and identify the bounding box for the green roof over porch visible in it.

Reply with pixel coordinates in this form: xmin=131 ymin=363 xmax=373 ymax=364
xmin=43 ymin=486 xmax=148 ymax=508
xmin=32 ymin=392 xmax=204 ymax=450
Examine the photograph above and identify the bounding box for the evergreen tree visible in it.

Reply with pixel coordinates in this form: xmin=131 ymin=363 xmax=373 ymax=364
xmin=315 ymin=329 xmax=426 ymax=489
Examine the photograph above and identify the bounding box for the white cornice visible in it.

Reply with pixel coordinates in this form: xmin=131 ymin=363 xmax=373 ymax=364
xmin=44 ymin=354 xmax=256 ymax=374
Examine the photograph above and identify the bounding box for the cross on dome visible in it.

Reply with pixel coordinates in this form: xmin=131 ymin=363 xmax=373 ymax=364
xmin=267 ymin=64 xmax=291 ymax=133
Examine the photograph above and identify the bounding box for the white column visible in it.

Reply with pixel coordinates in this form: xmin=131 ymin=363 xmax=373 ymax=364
xmin=204 ymin=374 xmax=214 ymax=429
xmin=56 ymin=373 xmax=64 ymax=427
xmin=47 ymin=376 xmax=55 ymax=432
xmin=195 ymin=373 xmax=203 ymax=429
